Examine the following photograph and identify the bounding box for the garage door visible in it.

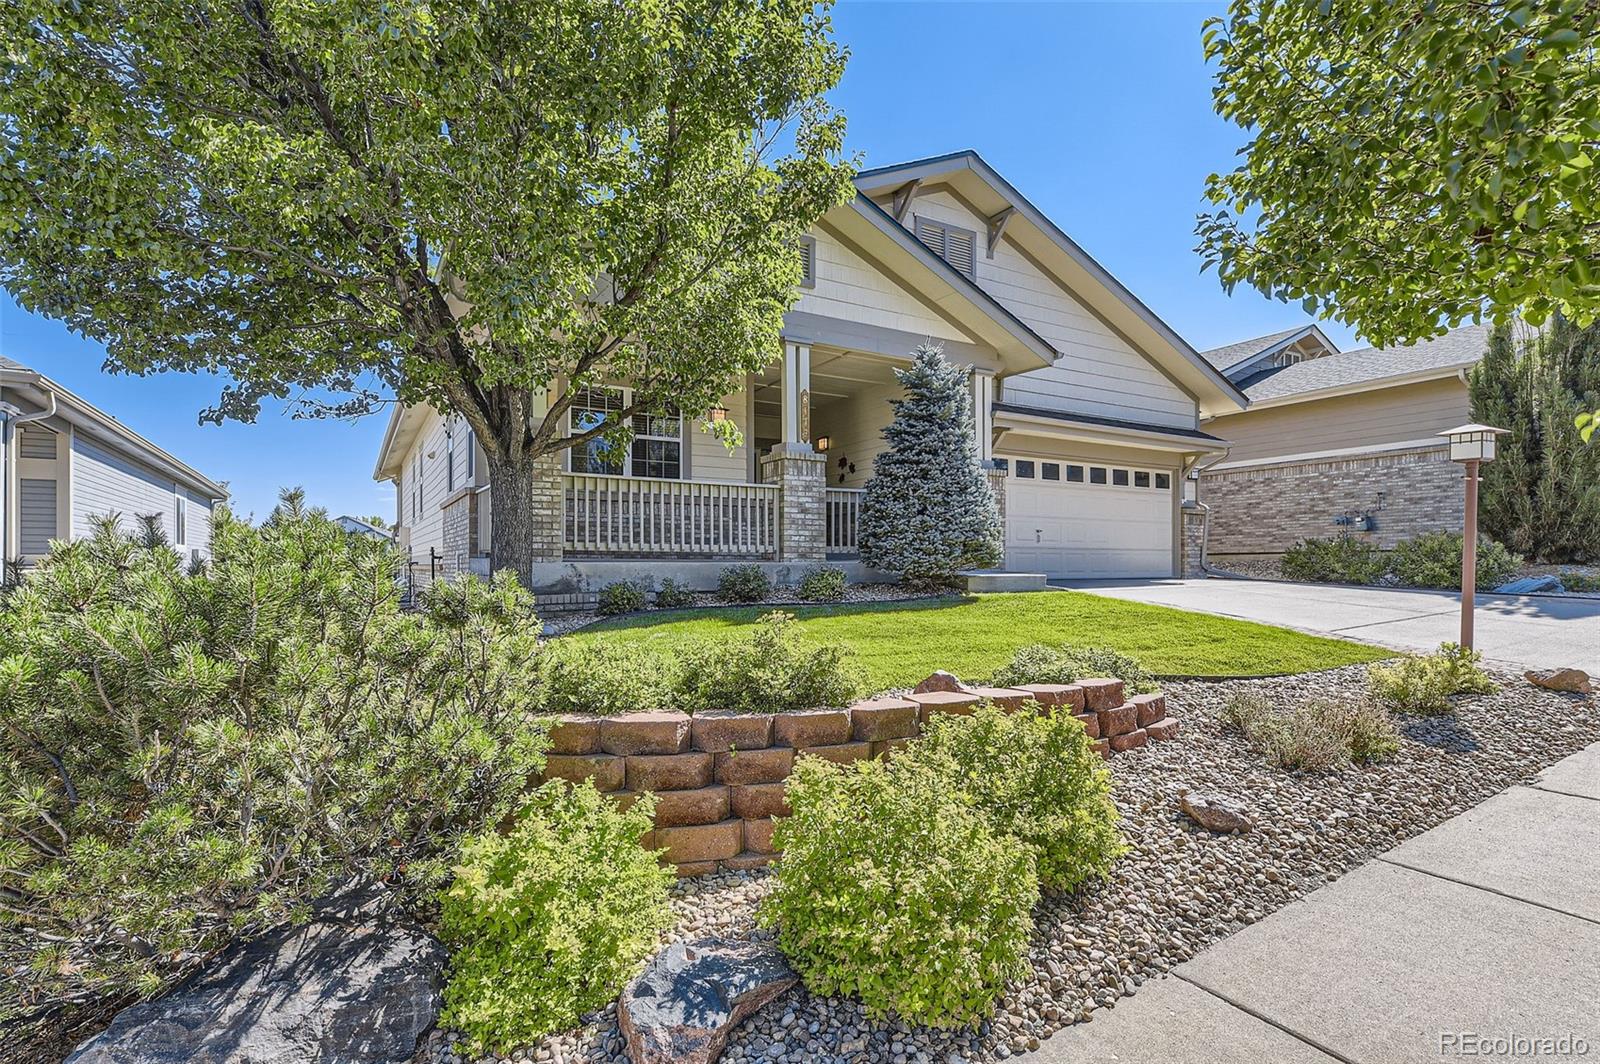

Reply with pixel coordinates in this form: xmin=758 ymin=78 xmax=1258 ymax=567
xmin=1001 ymin=457 xmax=1175 ymax=578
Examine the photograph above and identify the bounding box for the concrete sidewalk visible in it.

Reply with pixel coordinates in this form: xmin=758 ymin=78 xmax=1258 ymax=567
xmin=1024 ymin=743 xmax=1600 ymax=1064
xmin=1056 ymin=578 xmax=1600 ymax=676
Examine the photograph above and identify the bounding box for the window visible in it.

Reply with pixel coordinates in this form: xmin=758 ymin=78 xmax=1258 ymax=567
xmin=1065 ymin=464 xmax=1085 ymax=483
xmin=799 ymin=236 xmax=817 ymax=288
xmin=1112 ymin=469 xmax=1130 ymax=486
xmin=173 ymin=494 xmax=187 ymax=546
xmin=1134 ymin=471 xmax=1151 ymax=488
xmin=1090 ymin=467 xmax=1108 ymax=485
xmin=1155 ymin=472 xmax=1171 ymax=490
xmin=1014 ymin=459 xmax=1035 ymax=478
xmin=1042 ymin=462 xmax=1060 ymax=481
xmin=569 ymin=386 xmax=682 ymax=479
xmin=913 ymin=216 xmax=978 ymax=280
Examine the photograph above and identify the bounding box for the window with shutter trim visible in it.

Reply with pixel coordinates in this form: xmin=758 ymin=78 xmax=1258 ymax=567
xmin=914 ymin=216 xmax=977 ymax=280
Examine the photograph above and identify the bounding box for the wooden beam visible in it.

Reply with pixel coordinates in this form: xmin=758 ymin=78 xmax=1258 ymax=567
xmin=986 ymin=207 xmax=1016 ymax=258
xmin=891 ymin=178 xmax=923 ymax=223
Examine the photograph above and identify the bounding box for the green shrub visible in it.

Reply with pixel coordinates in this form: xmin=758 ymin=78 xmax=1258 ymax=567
xmin=675 ymin=611 xmax=862 ymax=714
xmin=1367 ymin=642 xmax=1495 ymax=715
xmin=596 ymin=579 xmax=649 ymax=616
xmin=0 ymin=493 xmax=547 ymax=1017
xmin=759 ymin=756 xmax=1038 ymax=1028
xmin=989 ymin=642 xmax=1158 ymax=694
xmin=1279 ymin=535 xmax=1386 ymax=585
xmin=1222 ymin=691 xmax=1399 ymax=770
xmin=540 ymin=638 xmax=677 ymax=715
xmin=798 ymin=566 xmax=847 ymax=602
xmin=899 ymin=705 xmax=1124 ymax=891
xmin=718 ymin=564 xmax=772 ymax=603
xmin=1561 ymin=571 xmax=1600 ymax=592
xmin=1390 ymin=531 xmax=1521 ymax=590
xmin=438 ymin=781 xmax=674 ymax=1052
xmin=654 ymin=576 xmax=695 ymax=609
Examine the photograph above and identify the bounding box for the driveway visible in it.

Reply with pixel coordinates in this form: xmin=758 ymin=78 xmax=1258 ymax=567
xmin=1023 ymin=742 xmax=1600 ymax=1064
xmin=1056 ymin=578 xmax=1600 ymax=675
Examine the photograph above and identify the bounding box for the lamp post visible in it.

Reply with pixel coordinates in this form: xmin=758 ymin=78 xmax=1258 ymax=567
xmin=1439 ymin=423 xmax=1508 ymax=650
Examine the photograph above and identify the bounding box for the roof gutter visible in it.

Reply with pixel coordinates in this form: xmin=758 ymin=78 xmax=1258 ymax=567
xmin=1236 ymin=361 xmax=1478 ymax=413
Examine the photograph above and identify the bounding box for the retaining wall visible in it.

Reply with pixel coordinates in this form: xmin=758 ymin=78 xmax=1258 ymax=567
xmin=537 ymin=675 xmax=1181 ymax=876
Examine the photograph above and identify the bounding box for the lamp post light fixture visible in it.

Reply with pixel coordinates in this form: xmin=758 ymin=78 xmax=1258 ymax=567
xmin=1439 ymin=423 xmax=1509 ymax=650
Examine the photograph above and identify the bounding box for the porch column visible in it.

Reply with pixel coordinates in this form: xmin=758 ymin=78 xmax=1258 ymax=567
xmin=762 ymin=339 xmax=825 ymax=560
xmin=971 ymin=372 xmax=1005 ymax=523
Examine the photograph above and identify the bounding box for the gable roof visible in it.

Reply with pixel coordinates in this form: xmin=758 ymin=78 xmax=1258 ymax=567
xmin=1200 ymin=324 xmax=1341 ymax=378
xmin=0 ymin=356 xmax=228 ymax=499
xmin=853 ymin=150 xmax=1248 ymax=417
xmin=1230 ymin=323 xmax=1492 ymax=409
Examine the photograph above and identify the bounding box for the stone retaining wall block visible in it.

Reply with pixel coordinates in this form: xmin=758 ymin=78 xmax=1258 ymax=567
xmin=730 ymin=782 xmax=790 ymax=820
xmin=967 ymin=686 xmax=1032 ymax=711
xmin=542 ymin=753 xmax=625 ymax=792
xmin=690 ymin=711 xmax=774 ymax=753
xmin=1091 ymin=739 xmax=1111 ymax=760
xmin=1074 ymin=713 xmax=1101 ymax=740
xmin=797 ymin=741 xmax=871 ymax=766
xmin=848 ymin=697 xmax=920 ymax=741
xmin=601 ymin=712 xmax=692 ymax=757
xmin=743 ymin=818 xmax=777 ymax=855
xmin=908 ymin=690 xmax=981 ymax=722
xmin=725 ymin=853 xmax=774 ymax=871
xmin=647 ymin=785 xmax=731 ymax=828
xmin=1131 ymin=694 xmax=1167 ymax=729
xmin=772 ymin=708 xmax=852 ymax=748
xmin=1146 ymin=718 xmax=1181 ymax=741
xmin=654 ymin=820 xmax=744 ymax=865
xmin=545 ymin=715 xmax=600 ymax=755
xmin=1078 ymin=678 xmax=1126 ymax=711
xmin=1096 ymin=703 xmax=1138 ymax=738
xmin=1014 ymin=683 xmax=1085 ymax=711
xmin=626 ymin=752 xmax=713 ymax=793
xmin=714 ymin=747 xmax=794 ymax=786
xmin=1110 ymin=728 xmax=1148 ymax=753
xmin=870 ymin=737 xmax=915 ymax=761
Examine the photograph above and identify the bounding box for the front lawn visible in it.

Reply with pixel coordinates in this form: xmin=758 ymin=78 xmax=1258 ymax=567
xmin=563 ymin=591 xmax=1388 ymax=692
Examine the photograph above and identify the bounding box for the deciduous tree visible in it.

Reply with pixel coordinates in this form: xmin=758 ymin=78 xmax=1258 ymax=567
xmin=0 ymin=0 xmax=856 ymax=577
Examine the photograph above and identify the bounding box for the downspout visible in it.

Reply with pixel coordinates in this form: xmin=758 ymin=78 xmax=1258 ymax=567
xmin=1182 ymin=446 xmax=1232 ymax=578
xmin=0 ymin=386 xmax=57 ymax=580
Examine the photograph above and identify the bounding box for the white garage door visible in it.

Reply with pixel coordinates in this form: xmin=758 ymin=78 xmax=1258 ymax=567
xmin=1001 ymin=457 xmax=1175 ymax=578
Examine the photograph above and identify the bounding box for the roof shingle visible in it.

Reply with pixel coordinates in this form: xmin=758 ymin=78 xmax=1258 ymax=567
xmin=1235 ymin=323 xmax=1493 ymax=403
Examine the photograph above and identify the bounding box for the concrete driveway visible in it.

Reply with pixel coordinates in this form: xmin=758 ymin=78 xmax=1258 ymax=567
xmin=1056 ymin=578 xmax=1600 ymax=675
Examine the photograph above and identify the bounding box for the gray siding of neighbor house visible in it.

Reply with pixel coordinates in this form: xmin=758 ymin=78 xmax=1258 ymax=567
xmin=71 ymin=435 xmax=216 ymax=556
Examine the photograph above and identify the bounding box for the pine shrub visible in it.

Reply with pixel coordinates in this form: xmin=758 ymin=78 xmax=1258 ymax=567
xmin=759 ymin=756 xmax=1038 ymax=1028
xmin=858 ymin=345 xmax=1003 ymax=586
xmin=438 ymin=782 xmax=673 ymax=1052
xmin=674 ymin=611 xmax=861 ymax=713
xmin=718 ymin=564 xmax=772 ymax=603
xmin=1391 ymin=531 xmax=1520 ymax=590
xmin=900 ymin=705 xmax=1124 ymax=891
xmin=989 ymin=642 xmax=1158 ymax=694
xmin=1279 ymin=535 xmax=1386 ymax=585
xmin=0 ymin=493 xmax=547 ymax=1017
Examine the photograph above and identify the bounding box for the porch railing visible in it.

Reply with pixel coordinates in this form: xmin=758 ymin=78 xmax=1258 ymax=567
xmin=563 ymin=473 xmax=779 ymax=558
xmin=826 ymin=488 xmax=865 ymax=556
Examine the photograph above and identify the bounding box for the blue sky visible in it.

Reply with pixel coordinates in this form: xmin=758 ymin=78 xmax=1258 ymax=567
xmin=0 ymin=1 xmax=1349 ymax=521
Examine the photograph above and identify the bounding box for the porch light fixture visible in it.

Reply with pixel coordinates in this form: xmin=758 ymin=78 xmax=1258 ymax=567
xmin=1439 ymin=423 xmax=1509 ymax=650
xmin=815 ymin=435 xmax=831 ymax=453
xmin=708 ymin=406 xmax=728 ymax=423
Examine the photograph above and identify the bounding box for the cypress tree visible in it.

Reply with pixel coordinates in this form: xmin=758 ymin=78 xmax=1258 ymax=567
xmin=858 ymin=344 xmax=1004 ymax=585
xmin=1469 ymin=317 xmax=1600 ymax=562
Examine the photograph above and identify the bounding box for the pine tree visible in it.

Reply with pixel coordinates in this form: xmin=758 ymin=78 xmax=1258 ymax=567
xmin=1469 ymin=317 xmax=1600 ymax=562
xmin=858 ymin=345 xmax=1003 ymax=585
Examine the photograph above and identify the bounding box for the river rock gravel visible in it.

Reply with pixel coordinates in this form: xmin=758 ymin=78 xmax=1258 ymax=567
xmin=425 ymin=665 xmax=1598 ymax=1064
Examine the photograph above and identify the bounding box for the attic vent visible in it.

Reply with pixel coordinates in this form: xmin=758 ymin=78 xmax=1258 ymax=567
xmin=799 ymin=235 xmax=816 ymax=288
xmin=914 ymin=216 xmax=977 ymax=281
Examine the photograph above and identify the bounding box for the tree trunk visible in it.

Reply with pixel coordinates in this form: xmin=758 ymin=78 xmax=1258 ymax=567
xmin=486 ymin=450 xmax=558 ymax=588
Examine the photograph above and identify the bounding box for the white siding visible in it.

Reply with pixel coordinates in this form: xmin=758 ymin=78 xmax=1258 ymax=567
xmin=889 ymin=189 xmax=1197 ymax=431
xmin=792 ymin=227 xmax=972 ymax=345
xmin=394 ymin=408 xmax=452 ymax=583
xmin=182 ymin=488 xmax=215 ymax=556
xmin=812 ymin=380 xmax=898 ymax=490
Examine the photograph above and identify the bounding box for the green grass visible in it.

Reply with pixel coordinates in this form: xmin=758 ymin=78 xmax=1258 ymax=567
xmin=560 ymin=591 xmax=1388 ymax=692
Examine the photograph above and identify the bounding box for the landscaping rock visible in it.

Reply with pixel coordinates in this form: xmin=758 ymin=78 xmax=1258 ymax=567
xmin=913 ymin=670 xmax=973 ymax=694
xmin=618 ymin=937 xmax=798 ymax=1064
xmin=69 ymin=890 xmax=442 ymax=1064
xmin=1525 ymin=667 xmax=1593 ymax=694
xmin=1180 ymin=792 xmax=1255 ymax=833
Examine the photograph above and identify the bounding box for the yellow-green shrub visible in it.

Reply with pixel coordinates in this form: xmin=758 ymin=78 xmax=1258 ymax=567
xmin=899 ymin=704 xmax=1124 ymax=891
xmin=438 ymin=781 xmax=674 ymax=1052
xmin=539 ymin=638 xmax=677 ymax=715
xmin=675 ymin=611 xmax=862 ymax=713
xmin=990 ymin=642 xmax=1157 ymax=694
xmin=759 ymin=756 xmax=1038 ymax=1028
xmin=1367 ymin=642 xmax=1495 ymax=715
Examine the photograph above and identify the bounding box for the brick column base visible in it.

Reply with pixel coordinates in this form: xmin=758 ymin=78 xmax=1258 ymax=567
xmin=760 ymin=444 xmax=826 ymax=561
xmin=984 ymin=463 xmax=1007 ymax=523
xmin=1180 ymin=503 xmax=1209 ymax=578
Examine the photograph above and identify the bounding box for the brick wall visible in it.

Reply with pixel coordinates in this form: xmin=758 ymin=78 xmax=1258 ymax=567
xmin=1201 ymin=445 xmax=1464 ymax=558
xmin=537 ymin=675 xmax=1181 ymax=876
xmin=1180 ymin=505 xmax=1208 ymax=577
xmin=441 ymin=492 xmax=474 ymax=577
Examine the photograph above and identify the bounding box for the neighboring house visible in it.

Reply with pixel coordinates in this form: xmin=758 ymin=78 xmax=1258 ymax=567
xmin=1197 ymin=323 xmax=1492 ymax=561
xmin=337 ymin=515 xmax=393 ymax=540
xmin=0 ymin=355 xmax=228 ymax=571
xmin=372 ymin=151 xmax=1247 ymax=599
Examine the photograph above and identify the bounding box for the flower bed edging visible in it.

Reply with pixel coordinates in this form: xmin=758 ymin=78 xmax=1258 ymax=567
xmin=538 ymin=673 xmax=1182 ymax=876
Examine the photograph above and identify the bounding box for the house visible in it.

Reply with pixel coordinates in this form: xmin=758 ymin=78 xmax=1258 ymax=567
xmin=0 ymin=355 xmax=228 ymax=571
xmin=337 ymin=515 xmax=393 ymax=540
xmin=372 ymin=151 xmax=1248 ymax=601
xmin=1196 ymin=323 xmax=1493 ymax=562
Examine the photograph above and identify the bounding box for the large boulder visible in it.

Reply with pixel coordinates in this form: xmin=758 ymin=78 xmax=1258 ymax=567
xmin=1180 ymin=792 xmax=1255 ymax=834
xmin=66 ymin=891 xmax=444 ymax=1064
xmin=1525 ymin=668 xmax=1593 ymax=695
xmin=619 ymin=937 xmax=797 ymax=1064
